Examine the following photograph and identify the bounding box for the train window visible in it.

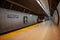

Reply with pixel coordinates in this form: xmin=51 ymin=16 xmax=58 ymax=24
xmin=25 ymin=9 xmax=29 ymax=13
xmin=11 ymin=5 xmax=24 ymax=12
xmin=0 ymin=1 xmax=11 ymax=9
xmin=11 ymin=5 xmax=18 ymax=11
xmin=23 ymin=16 xmax=28 ymax=24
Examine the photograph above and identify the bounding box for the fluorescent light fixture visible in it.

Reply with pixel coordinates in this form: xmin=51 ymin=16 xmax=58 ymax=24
xmin=36 ymin=0 xmax=50 ymax=17
xmin=36 ymin=0 xmax=45 ymax=10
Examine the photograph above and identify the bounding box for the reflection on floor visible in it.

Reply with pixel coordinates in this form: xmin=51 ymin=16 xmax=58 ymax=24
xmin=0 ymin=20 xmax=60 ymax=40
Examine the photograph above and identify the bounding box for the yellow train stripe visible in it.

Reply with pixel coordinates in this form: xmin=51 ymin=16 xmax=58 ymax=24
xmin=0 ymin=23 xmax=40 ymax=40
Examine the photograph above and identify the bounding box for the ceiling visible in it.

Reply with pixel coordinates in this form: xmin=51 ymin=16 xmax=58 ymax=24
xmin=37 ymin=0 xmax=60 ymax=16
xmin=6 ymin=0 xmax=47 ymax=16
xmin=48 ymin=0 xmax=60 ymax=15
xmin=1 ymin=0 xmax=60 ymax=16
xmin=37 ymin=0 xmax=50 ymax=16
xmin=3 ymin=0 xmax=60 ymax=16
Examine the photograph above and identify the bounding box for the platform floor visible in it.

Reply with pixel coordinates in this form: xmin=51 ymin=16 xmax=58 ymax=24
xmin=0 ymin=20 xmax=60 ymax=40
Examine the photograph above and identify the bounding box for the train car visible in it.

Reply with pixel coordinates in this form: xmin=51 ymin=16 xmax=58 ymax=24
xmin=57 ymin=2 xmax=60 ymax=26
xmin=0 ymin=8 xmax=38 ymax=34
xmin=52 ymin=1 xmax=60 ymax=26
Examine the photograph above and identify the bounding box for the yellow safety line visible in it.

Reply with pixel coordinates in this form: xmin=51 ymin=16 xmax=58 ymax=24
xmin=0 ymin=23 xmax=40 ymax=40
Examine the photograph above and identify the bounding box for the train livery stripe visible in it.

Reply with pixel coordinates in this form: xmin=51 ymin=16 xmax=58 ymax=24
xmin=0 ymin=23 xmax=40 ymax=40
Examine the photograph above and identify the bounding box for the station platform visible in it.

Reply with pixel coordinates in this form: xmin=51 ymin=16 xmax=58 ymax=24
xmin=0 ymin=20 xmax=60 ymax=40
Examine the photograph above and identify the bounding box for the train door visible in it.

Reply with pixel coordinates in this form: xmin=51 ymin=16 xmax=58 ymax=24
xmin=23 ymin=16 xmax=28 ymax=24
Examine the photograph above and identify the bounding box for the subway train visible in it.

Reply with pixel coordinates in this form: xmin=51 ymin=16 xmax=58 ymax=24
xmin=0 ymin=0 xmax=60 ymax=35
xmin=0 ymin=8 xmax=39 ymax=34
xmin=52 ymin=2 xmax=60 ymax=26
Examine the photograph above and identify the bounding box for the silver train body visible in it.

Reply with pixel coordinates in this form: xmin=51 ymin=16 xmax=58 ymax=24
xmin=0 ymin=8 xmax=38 ymax=34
